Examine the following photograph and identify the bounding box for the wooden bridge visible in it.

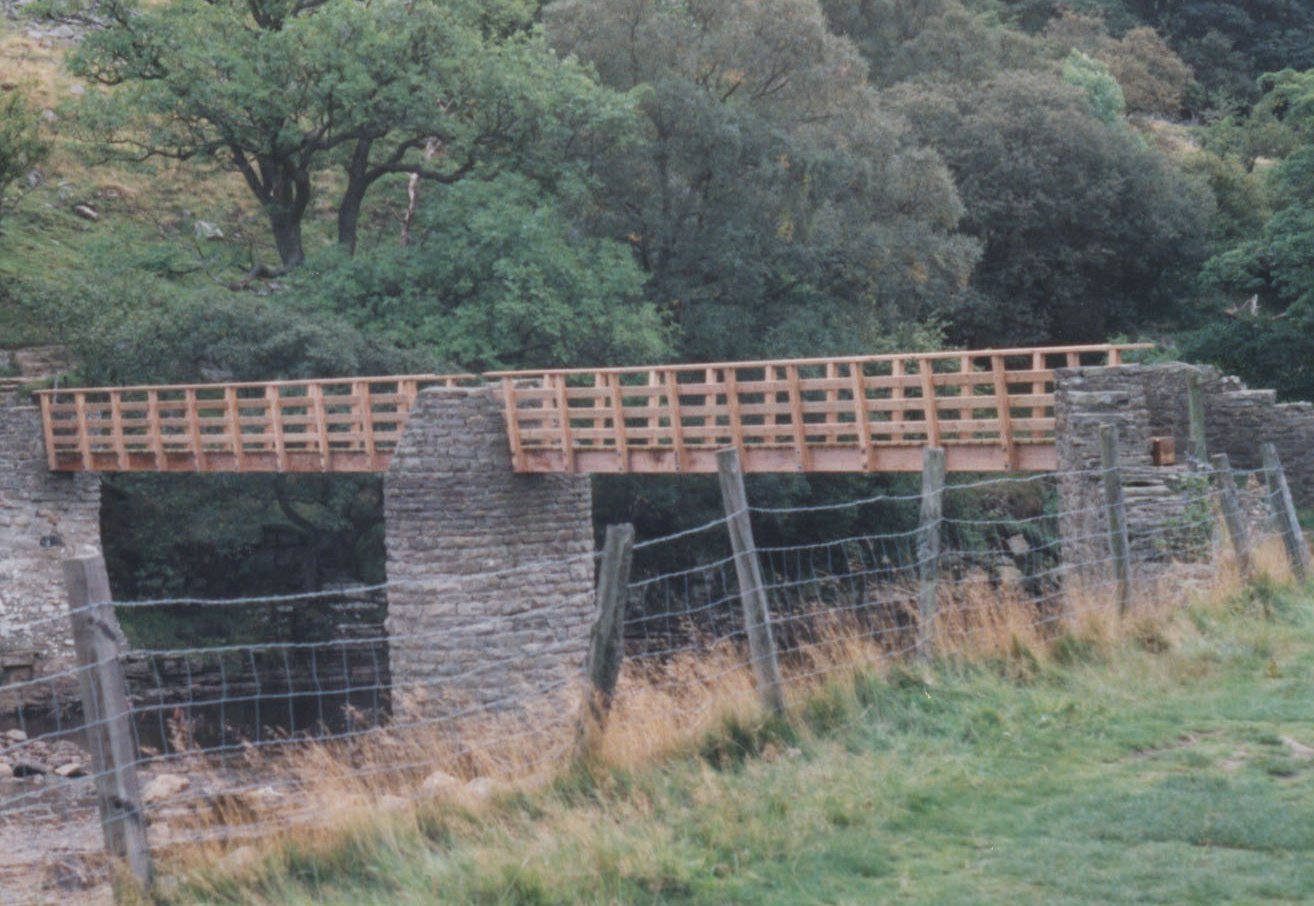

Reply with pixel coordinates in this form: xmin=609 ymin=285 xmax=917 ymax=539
xmin=34 ymin=344 xmax=1148 ymax=475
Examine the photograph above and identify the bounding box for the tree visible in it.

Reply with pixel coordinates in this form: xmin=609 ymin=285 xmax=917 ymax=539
xmin=820 ymin=0 xmax=1045 ymax=87
xmin=64 ymin=0 xmax=631 ymax=268
xmin=0 ymin=88 xmax=50 ymax=230
xmin=887 ymin=71 xmax=1212 ymax=344
xmin=544 ymin=0 xmax=978 ymax=361
xmin=298 ymin=173 xmax=669 ymax=371
xmin=1045 ymin=12 xmax=1194 ymax=116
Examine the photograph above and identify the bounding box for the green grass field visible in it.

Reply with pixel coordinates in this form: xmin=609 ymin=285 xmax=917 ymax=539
xmin=158 ymin=580 xmax=1314 ymax=905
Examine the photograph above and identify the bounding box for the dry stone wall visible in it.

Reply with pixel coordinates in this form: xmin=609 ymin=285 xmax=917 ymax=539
xmin=383 ymin=387 xmax=595 ymax=718
xmin=0 ymin=406 xmax=101 ymax=700
xmin=1052 ymin=363 xmax=1303 ymax=592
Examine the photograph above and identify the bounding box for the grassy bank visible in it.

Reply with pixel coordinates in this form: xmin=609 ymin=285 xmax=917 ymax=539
xmin=152 ymin=579 xmax=1314 ymax=905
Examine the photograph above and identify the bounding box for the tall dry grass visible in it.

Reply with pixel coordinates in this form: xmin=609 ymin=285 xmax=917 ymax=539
xmin=150 ymin=534 xmax=1299 ymax=887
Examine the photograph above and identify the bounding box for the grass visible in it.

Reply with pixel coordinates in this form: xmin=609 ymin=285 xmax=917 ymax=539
xmin=143 ymin=565 xmax=1314 ymax=905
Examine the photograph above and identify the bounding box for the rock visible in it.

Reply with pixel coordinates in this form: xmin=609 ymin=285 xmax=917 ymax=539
xmin=193 ymin=220 xmax=224 ymax=241
xmin=4 ymin=729 xmax=27 ymax=743
xmin=244 ymin=785 xmax=284 ymax=809
xmin=25 ymin=169 xmax=42 ymax=189
xmin=1006 ymin=534 xmax=1029 ymax=557
xmin=142 ymin=773 xmax=189 ymax=804
xmin=218 ymin=845 xmax=261 ymax=876
xmin=12 ymin=762 xmax=47 ymax=778
xmin=0 ymin=763 xmax=12 ymax=779
xmin=72 ymin=204 xmax=99 ymax=222
xmin=463 ymin=777 xmax=505 ymax=803
xmin=67 ymin=83 xmax=84 ymax=96
xmin=53 ymin=762 xmax=87 ymax=778
xmin=420 ymin=770 xmax=460 ymax=798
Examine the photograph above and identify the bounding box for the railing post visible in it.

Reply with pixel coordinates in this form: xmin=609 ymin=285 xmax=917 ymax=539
xmin=1099 ymin=424 xmax=1133 ymax=616
xmin=1261 ymin=442 xmax=1310 ymax=581
xmin=1210 ymin=453 xmax=1253 ymax=580
xmin=716 ymin=448 xmax=786 ymax=715
xmin=916 ymin=447 xmax=945 ymax=658
xmin=574 ymin=523 xmax=635 ymax=762
xmin=64 ymin=555 xmax=152 ymax=891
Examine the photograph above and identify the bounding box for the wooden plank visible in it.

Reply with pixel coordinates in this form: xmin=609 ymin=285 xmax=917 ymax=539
xmin=917 ymin=362 xmax=941 ymax=448
xmin=357 ymin=381 xmax=378 ymax=469
xmin=849 ymin=361 xmax=873 ymax=470
xmin=716 ymin=448 xmax=785 ymax=715
xmin=38 ymin=392 xmax=59 ymax=471
xmin=74 ymin=392 xmax=92 ymax=470
xmin=552 ymin=376 xmax=576 ymax=472
xmin=785 ymin=364 xmax=808 ymax=471
xmin=663 ymin=369 xmax=688 ymax=472
xmin=109 ymin=392 xmax=127 ymax=470
xmin=725 ymin=367 xmax=746 ymax=457
xmin=308 ymin=382 xmax=329 ymax=471
xmin=606 ymin=373 xmax=629 ymax=471
xmin=266 ymin=385 xmax=288 ymax=472
xmin=991 ymin=355 xmax=1015 ymax=470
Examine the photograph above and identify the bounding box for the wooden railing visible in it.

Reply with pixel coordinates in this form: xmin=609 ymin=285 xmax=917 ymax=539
xmin=36 ymin=375 xmax=477 ymax=473
xmin=489 ymin=344 xmax=1152 ymax=474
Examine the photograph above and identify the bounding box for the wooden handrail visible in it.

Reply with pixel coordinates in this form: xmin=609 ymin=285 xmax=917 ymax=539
xmin=485 ymin=343 xmax=1153 ymax=379
xmin=33 ymin=345 xmax=1147 ymax=474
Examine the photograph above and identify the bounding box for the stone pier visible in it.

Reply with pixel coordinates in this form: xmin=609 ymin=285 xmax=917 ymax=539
xmin=383 ymin=387 xmax=595 ymax=718
xmin=0 ymin=406 xmax=101 ymax=701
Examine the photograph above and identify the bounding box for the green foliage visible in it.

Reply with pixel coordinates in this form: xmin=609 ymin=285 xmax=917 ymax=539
xmin=545 ymin=0 xmax=979 ymax=361
xmin=296 ymin=174 xmax=668 ymax=371
xmin=61 ymin=0 xmax=631 ymax=267
xmin=888 ymin=70 xmax=1211 ymax=344
xmin=0 ymin=88 xmax=50 ymax=228
xmin=1062 ymin=50 xmax=1126 ymax=124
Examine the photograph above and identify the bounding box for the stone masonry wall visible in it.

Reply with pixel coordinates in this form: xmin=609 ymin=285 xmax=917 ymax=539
xmin=1086 ymin=362 xmax=1314 ymax=508
xmin=383 ymin=387 xmax=595 ymax=718
xmin=1052 ymin=363 xmax=1300 ymax=595
xmin=0 ymin=406 xmax=101 ymax=698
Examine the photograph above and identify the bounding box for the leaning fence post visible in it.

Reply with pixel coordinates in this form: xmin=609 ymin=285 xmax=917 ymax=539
xmin=1261 ymin=442 xmax=1310 ymax=581
xmin=574 ymin=523 xmax=635 ymax=762
xmin=64 ymin=555 xmax=153 ymax=891
xmin=1210 ymin=453 xmax=1253 ymax=580
xmin=916 ymin=447 xmax=945 ymax=658
xmin=1099 ymin=424 xmax=1133 ymax=616
xmin=716 ymin=448 xmax=786 ymax=716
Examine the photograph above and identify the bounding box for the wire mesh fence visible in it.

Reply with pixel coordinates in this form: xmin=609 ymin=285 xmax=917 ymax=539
xmin=0 ymin=458 xmax=1301 ymax=903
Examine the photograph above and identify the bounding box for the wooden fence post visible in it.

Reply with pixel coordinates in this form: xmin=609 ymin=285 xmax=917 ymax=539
xmin=1187 ymin=369 xmax=1208 ymax=465
xmin=574 ymin=523 xmax=635 ymax=762
xmin=64 ymin=555 xmax=153 ymax=891
xmin=1099 ymin=425 xmax=1133 ymax=616
xmin=1261 ymin=443 xmax=1311 ymax=582
xmin=1210 ymin=453 xmax=1253 ymax=580
xmin=916 ymin=447 xmax=945 ymax=658
xmin=716 ymin=448 xmax=786 ymax=716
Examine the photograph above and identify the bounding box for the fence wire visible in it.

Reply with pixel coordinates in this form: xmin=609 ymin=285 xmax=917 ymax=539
xmin=0 ymin=462 xmax=1297 ymax=903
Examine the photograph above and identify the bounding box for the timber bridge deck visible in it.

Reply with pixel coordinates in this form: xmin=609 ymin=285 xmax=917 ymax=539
xmin=34 ymin=343 xmax=1148 ymax=475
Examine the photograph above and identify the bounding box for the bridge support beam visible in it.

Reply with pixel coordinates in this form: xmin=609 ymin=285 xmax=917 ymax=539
xmin=383 ymin=387 xmax=595 ymax=723
xmin=0 ymin=406 xmax=101 ymax=707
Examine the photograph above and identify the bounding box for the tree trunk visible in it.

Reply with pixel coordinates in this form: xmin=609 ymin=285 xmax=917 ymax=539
xmin=337 ymin=138 xmax=373 ymax=256
xmin=269 ymin=206 xmax=306 ymax=269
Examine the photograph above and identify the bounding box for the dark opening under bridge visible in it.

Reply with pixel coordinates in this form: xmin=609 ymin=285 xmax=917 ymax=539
xmin=35 ymin=343 xmax=1149 ymax=475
